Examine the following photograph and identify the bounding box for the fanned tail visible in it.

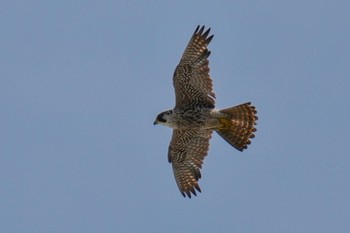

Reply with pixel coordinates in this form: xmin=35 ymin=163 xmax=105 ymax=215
xmin=216 ymin=102 xmax=258 ymax=151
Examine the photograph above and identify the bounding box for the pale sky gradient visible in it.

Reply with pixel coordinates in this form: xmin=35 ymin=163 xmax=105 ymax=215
xmin=1 ymin=1 xmax=349 ymax=233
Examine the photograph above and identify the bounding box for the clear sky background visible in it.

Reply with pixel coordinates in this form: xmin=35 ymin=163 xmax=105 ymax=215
xmin=1 ymin=1 xmax=349 ymax=232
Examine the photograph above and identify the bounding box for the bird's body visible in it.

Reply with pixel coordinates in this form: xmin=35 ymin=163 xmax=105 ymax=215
xmin=154 ymin=26 xmax=258 ymax=198
xmin=156 ymin=107 xmax=220 ymax=130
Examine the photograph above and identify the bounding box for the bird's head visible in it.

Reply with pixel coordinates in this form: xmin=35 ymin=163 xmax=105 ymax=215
xmin=154 ymin=110 xmax=173 ymax=127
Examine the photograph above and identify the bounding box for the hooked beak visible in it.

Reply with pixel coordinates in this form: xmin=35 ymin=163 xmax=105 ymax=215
xmin=153 ymin=120 xmax=158 ymax=125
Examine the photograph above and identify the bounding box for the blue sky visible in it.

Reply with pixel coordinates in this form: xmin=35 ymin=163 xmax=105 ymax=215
xmin=1 ymin=1 xmax=349 ymax=232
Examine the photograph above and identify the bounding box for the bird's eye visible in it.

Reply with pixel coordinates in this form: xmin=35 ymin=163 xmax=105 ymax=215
xmin=157 ymin=114 xmax=167 ymax=123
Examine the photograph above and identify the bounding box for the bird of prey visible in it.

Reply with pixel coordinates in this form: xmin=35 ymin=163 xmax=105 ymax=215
xmin=154 ymin=25 xmax=258 ymax=198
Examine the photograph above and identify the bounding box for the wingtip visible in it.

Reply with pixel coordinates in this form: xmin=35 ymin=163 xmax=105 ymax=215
xmin=202 ymin=27 xmax=211 ymax=38
xmin=195 ymin=185 xmax=202 ymax=193
xmin=180 ymin=186 xmax=202 ymax=198
xmin=198 ymin=25 xmax=205 ymax=35
xmin=193 ymin=25 xmax=214 ymax=44
xmin=206 ymin=34 xmax=214 ymax=44
xmin=180 ymin=191 xmax=193 ymax=198
xmin=194 ymin=25 xmax=200 ymax=33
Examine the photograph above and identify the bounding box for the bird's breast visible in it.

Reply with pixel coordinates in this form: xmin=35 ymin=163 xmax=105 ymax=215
xmin=171 ymin=108 xmax=216 ymax=129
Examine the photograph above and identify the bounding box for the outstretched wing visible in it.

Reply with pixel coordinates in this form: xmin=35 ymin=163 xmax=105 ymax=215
xmin=168 ymin=129 xmax=212 ymax=198
xmin=173 ymin=25 xmax=216 ymax=110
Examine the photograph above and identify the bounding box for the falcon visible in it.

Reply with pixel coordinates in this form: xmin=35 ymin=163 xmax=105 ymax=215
xmin=154 ymin=25 xmax=258 ymax=198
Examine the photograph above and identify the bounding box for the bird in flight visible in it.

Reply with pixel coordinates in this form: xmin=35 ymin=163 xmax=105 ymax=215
xmin=154 ymin=25 xmax=258 ymax=198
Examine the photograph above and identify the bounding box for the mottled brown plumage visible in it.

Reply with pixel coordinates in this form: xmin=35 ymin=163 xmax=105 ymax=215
xmin=173 ymin=25 xmax=215 ymax=110
xmin=154 ymin=25 xmax=258 ymax=198
xmin=168 ymin=130 xmax=212 ymax=197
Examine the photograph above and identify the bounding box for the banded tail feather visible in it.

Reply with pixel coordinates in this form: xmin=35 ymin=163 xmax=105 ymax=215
xmin=216 ymin=102 xmax=258 ymax=151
